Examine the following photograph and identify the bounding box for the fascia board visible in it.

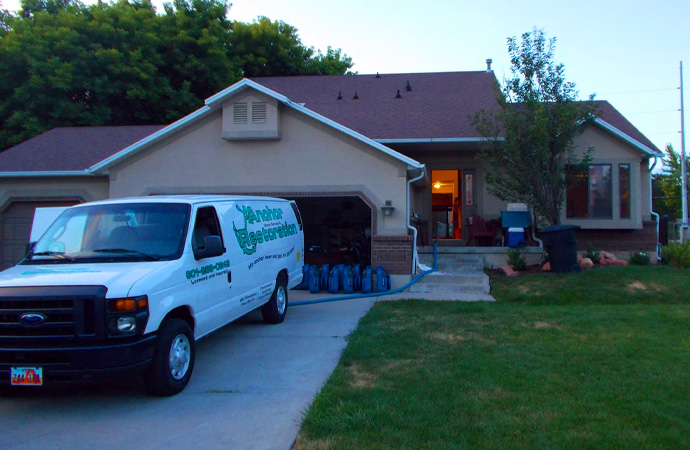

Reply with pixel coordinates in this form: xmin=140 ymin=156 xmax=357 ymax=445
xmin=594 ymin=118 xmax=662 ymax=157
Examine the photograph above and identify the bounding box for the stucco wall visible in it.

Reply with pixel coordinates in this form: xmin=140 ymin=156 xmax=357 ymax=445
xmin=109 ymin=97 xmax=410 ymax=236
xmin=0 ymin=176 xmax=109 ymax=211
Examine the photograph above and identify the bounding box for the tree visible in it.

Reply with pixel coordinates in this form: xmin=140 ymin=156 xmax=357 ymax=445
xmin=229 ymin=17 xmax=352 ymax=77
xmin=472 ymin=29 xmax=597 ymax=226
xmin=653 ymin=144 xmax=688 ymax=220
xmin=0 ymin=1 xmax=354 ymax=151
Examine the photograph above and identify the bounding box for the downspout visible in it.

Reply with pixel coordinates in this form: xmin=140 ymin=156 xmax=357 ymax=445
xmin=650 ymin=156 xmax=661 ymax=261
xmin=406 ymin=166 xmax=427 ymax=274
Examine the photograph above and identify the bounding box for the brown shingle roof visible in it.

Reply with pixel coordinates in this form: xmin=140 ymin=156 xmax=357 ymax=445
xmin=0 ymin=125 xmax=164 ymax=172
xmin=252 ymin=71 xmax=501 ymax=140
xmin=593 ymin=100 xmax=660 ymax=154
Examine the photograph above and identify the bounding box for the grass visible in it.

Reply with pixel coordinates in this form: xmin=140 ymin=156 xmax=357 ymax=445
xmin=294 ymin=266 xmax=690 ymax=449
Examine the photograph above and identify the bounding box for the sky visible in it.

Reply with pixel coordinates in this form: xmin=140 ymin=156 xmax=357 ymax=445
xmin=3 ymin=0 xmax=690 ymax=157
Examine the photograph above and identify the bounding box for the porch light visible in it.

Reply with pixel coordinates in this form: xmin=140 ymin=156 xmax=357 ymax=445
xmin=381 ymin=201 xmax=395 ymax=217
xmin=433 ymin=182 xmax=441 ymax=189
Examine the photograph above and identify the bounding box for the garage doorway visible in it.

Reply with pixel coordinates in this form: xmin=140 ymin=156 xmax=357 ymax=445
xmin=0 ymin=200 xmax=80 ymax=269
xmin=288 ymin=196 xmax=372 ymax=267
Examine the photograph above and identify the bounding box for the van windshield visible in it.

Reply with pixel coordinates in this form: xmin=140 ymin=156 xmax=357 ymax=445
xmin=23 ymin=202 xmax=191 ymax=264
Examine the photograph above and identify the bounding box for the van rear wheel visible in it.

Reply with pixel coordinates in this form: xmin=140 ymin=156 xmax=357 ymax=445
xmin=144 ymin=318 xmax=195 ymax=396
xmin=261 ymin=274 xmax=288 ymax=324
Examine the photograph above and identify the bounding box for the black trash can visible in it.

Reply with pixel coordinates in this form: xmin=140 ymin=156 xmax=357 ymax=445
xmin=540 ymin=225 xmax=581 ymax=273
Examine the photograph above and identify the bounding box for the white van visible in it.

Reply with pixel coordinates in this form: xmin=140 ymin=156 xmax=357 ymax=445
xmin=0 ymin=195 xmax=304 ymax=395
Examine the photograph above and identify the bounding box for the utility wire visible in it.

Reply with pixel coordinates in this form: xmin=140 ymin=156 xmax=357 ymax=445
xmin=599 ymin=87 xmax=685 ymax=95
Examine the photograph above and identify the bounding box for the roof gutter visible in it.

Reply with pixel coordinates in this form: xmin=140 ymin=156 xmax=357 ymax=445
xmin=0 ymin=170 xmax=98 ymax=177
xmin=376 ymin=137 xmax=504 ymax=144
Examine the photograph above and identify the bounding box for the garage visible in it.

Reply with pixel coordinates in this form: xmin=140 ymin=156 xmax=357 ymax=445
xmin=289 ymin=195 xmax=373 ymax=267
xmin=0 ymin=200 xmax=78 ymax=269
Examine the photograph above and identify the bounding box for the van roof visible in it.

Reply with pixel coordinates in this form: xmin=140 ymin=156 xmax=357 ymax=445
xmin=73 ymin=195 xmax=289 ymax=208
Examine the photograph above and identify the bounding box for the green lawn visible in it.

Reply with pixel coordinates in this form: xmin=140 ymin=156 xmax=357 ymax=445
xmin=294 ymin=266 xmax=690 ymax=450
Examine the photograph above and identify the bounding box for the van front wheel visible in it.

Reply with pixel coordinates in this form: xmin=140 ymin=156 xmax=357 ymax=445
xmin=144 ymin=318 xmax=195 ymax=396
xmin=261 ymin=274 xmax=288 ymax=324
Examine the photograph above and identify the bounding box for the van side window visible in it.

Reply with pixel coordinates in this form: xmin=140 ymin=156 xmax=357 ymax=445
xmin=192 ymin=207 xmax=223 ymax=251
xmin=290 ymin=202 xmax=303 ymax=231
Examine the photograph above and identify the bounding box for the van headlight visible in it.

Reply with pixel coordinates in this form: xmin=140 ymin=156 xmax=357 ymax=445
xmin=107 ymin=296 xmax=149 ymax=337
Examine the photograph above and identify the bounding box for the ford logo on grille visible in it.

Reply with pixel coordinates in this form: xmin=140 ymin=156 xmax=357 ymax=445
xmin=19 ymin=312 xmax=47 ymax=326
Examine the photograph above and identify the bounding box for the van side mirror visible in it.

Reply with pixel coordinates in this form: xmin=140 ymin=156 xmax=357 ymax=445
xmin=193 ymin=235 xmax=224 ymax=260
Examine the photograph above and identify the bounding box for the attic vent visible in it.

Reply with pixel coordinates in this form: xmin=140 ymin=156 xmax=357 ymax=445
xmin=233 ymin=102 xmax=248 ymax=124
xmin=252 ymin=102 xmax=267 ymax=123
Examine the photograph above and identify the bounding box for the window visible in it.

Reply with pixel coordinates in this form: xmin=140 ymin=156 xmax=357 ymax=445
xmin=252 ymin=102 xmax=267 ymax=123
xmin=192 ymin=207 xmax=223 ymax=251
xmin=566 ymin=165 xmax=613 ymax=219
xmin=619 ymin=164 xmax=631 ymax=219
xmin=233 ymin=102 xmax=248 ymax=124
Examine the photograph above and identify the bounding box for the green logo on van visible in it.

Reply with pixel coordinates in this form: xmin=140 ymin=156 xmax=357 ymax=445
xmin=233 ymin=205 xmax=298 ymax=256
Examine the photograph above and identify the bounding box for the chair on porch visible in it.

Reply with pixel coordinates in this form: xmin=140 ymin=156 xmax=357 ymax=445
xmin=466 ymin=213 xmax=498 ymax=246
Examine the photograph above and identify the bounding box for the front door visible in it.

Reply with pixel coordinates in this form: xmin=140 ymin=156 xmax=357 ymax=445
xmin=431 ymin=169 xmax=462 ymax=240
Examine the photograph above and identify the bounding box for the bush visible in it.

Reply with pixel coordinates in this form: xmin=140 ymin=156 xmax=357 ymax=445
xmin=662 ymin=242 xmax=690 ymax=269
xmin=584 ymin=248 xmax=600 ymax=263
xmin=507 ymin=248 xmax=526 ymax=271
xmin=629 ymin=251 xmax=650 ymax=266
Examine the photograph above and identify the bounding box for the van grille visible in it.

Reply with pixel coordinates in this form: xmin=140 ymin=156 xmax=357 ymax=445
xmin=0 ymin=286 xmax=106 ymax=341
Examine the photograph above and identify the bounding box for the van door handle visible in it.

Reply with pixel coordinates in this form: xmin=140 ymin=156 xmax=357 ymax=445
xmin=227 ymin=272 xmax=232 ymax=283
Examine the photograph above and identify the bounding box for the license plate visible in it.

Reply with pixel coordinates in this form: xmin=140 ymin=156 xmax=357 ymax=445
xmin=10 ymin=367 xmax=43 ymax=386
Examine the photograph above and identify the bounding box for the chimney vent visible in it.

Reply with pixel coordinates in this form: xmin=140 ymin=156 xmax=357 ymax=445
xmin=395 ymin=89 xmax=402 ymax=99
xmin=337 ymin=91 xmax=342 ymax=100
xmin=353 ymin=92 xmax=359 ymax=100
xmin=486 ymin=58 xmax=493 ymax=72
xmin=405 ymin=80 xmax=412 ymax=92
xmin=375 ymin=72 xmax=381 ymax=78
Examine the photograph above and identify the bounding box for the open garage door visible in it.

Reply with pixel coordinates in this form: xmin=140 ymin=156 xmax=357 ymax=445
xmin=0 ymin=200 xmax=79 ymax=270
xmin=289 ymin=196 xmax=372 ymax=267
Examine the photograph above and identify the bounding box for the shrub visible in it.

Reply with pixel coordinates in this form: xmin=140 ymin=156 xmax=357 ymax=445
xmin=584 ymin=248 xmax=600 ymax=263
xmin=507 ymin=248 xmax=526 ymax=271
xmin=629 ymin=251 xmax=650 ymax=266
xmin=662 ymin=242 xmax=690 ymax=269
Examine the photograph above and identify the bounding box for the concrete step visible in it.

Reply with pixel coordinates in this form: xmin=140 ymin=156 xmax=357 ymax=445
xmin=419 ymin=254 xmax=484 ymax=273
xmin=408 ymin=273 xmax=490 ymax=295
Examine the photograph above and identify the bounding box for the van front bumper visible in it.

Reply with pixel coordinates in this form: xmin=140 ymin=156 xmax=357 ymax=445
xmin=0 ymin=334 xmax=157 ymax=385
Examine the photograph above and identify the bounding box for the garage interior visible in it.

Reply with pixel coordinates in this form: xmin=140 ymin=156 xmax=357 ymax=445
xmin=288 ymin=196 xmax=372 ymax=267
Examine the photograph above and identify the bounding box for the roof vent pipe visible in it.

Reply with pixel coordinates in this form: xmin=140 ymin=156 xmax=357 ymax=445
xmin=337 ymin=91 xmax=342 ymax=100
xmin=375 ymin=72 xmax=381 ymax=78
xmin=353 ymin=92 xmax=359 ymax=100
xmin=395 ymin=89 xmax=402 ymax=99
xmin=405 ymin=81 xmax=412 ymax=92
xmin=486 ymin=58 xmax=493 ymax=72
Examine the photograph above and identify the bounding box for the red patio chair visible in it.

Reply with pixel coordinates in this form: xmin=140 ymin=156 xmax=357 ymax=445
xmin=466 ymin=213 xmax=497 ymax=246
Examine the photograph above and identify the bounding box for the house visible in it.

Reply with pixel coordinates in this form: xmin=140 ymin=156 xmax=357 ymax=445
xmin=0 ymin=69 xmax=663 ymax=281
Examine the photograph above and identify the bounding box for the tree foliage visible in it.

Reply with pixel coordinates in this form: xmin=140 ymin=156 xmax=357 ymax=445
xmin=653 ymin=144 xmax=688 ymax=220
xmin=472 ymin=29 xmax=598 ymax=226
xmin=0 ymin=1 xmax=353 ymax=150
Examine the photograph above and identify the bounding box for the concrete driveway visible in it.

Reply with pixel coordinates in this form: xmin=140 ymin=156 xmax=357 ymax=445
xmin=0 ymin=295 xmax=375 ymax=450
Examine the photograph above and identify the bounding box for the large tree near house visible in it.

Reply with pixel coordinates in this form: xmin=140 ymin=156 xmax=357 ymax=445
xmin=472 ymin=29 xmax=598 ymax=226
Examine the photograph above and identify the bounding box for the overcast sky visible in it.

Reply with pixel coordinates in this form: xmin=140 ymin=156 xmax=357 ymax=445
xmin=3 ymin=0 xmax=689 ymax=156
